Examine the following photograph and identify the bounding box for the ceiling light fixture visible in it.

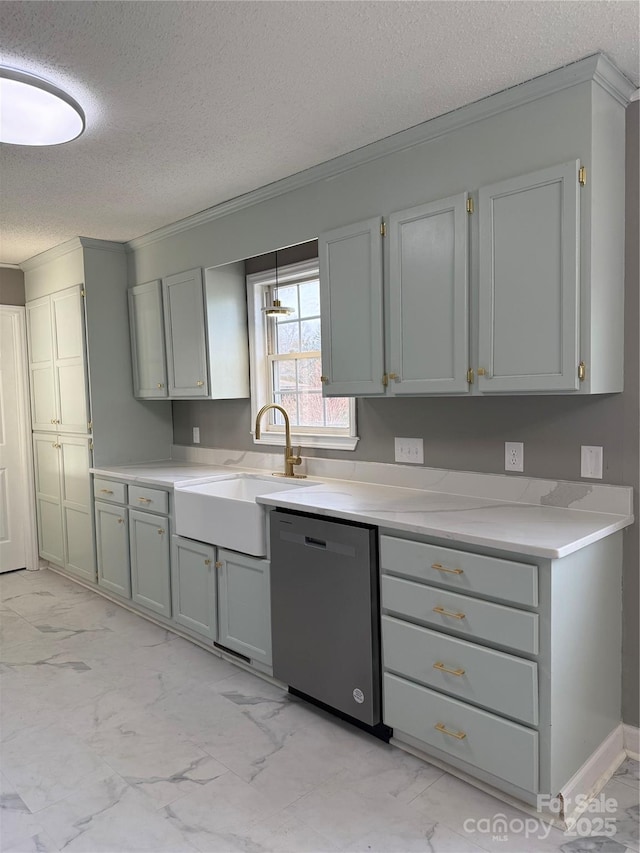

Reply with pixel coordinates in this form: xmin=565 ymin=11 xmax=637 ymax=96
xmin=263 ymin=250 xmax=294 ymax=317
xmin=0 ymin=67 xmax=85 ymax=146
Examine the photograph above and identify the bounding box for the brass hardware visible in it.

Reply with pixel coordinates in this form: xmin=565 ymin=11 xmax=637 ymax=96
xmin=51 ymin=418 xmax=56 ymax=424
xmin=433 ymin=606 xmax=466 ymax=620
xmin=466 ymin=198 xmax=474 ymax=214
xmin=466 ymin=368 xmax=474 ymax=385
xmin=117 ymin=518 xmax=124 ymax=525
xmin=89 ymin=439 xmax=94 ymax=450
xmin=477 ymin=368 xmax=486 ymax=376
xmin=380 ymin=221 xmax=387 ymax=237
xmin=578 ymin=361 xmax=586 ymax=381
xmin=157 ymin=383 xmax=165 ymax=389
xmin=204 ymin=559 xmax=212 ymax=566
xmin=52 ymin=442 xmax=60 ymax=448
xmin=137 ymin=497 xmax=152 ymax=503
xmin=433 ymin=662 xmax=466 ymax=677
xmin=99 ymin=488 xmax=114 ymax=494
xmin=320 ymin=376 xmax=328 ymax=384
xmin=215 ymin=561 xmax=223 ymax=569
xmin=435 ymin=722 xmax=467 ymax=740
xmin=579 ymin=165 xmax=586 ymax=187
xmin=157 ymin=528 xmax=165 ymax=535
xmin=387 ymin=372 xmax=399 ymax=382
xmin=196 ymin=380 xmax=204 ymax=387
xmin=87 ymin=421 xmax=93 ymax=430
xmin=254 ymin=403 xmax=306 ymax=478
xmin=80 ymin=289 xmax=86 ymax=297
xmin=432 ymin=562 xmax=464 ymax=576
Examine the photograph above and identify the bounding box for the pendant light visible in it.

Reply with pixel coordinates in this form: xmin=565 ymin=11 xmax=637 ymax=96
xmin=0 ymin=67 xmax=85 ymax=146
xmin=263 ymin=250 xmax=294 ymax=317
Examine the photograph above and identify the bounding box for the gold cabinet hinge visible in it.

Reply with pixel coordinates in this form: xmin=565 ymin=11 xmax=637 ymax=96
xmin=466 ymin=368 xmax=474 ymax=384
xmin=466 ymin=198 xmax=474 ymax=214
xmin=87 ymin=420 xmax=93 ymax=431
xmin=579 ymin=166 xmax=586 ymax=187
xmin=89 ymin=439 xmax=94 ymax=451
xmin=80 ymin=288 xmax=86 ymax=297
xmin=382 ymin=373 xmax=389 ymax=387
xmin=380 ymin=221 xmax=386 ymax=237
xmin=578 ymin=361 xmax=586 ymax=381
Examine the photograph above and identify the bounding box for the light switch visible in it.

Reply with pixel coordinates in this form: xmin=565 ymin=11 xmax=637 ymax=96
xmin=395 ymin=437 xmax=424 ymax=464
xmin=581 ymin=445 xmax=603 ymax=479
xmin=193 ymin=426 xmax=200 ymax=444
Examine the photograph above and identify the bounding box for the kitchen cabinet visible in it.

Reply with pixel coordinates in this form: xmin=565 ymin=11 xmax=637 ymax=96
xmin=129 ymin=509 xmax=171 ymax=618
xmin=171 ymin=535 xmax=217 ymax=640
xmin=95 ymin=501 xmax=130 ymax=599
xmin=26 ymin=286 xmax=90 ymax=433
xmin=33 ymin=432 xmax=95 ymax=582
xmin=319 ymin=193 xmax=469 ymax=397
xmin=129 ymin=262 xmax=250 ymax=401
xmin=217 ymin=548 xmax=272 ymax=665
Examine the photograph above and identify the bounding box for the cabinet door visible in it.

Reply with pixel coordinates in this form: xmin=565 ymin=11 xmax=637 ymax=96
xmin=162 ymin=269 xmax=209 ymax=397
xmin=319 ymin=218 xmax=385 ymax=396
xmin=478 ymin=161 xmax=580 ymax=393
xmin=388 ymin=194 xmax=469 ymax=395
xmin=32 ymin=434 xmax=63 ymax=564
xmin=129 ymin=509 xmax=171 ymax=617
xmin=171 ymin=536 xmax=217 ymax=639
xmin=217 ymin=549 xmax=271 ymax=665
xmin=128 ymin=281 xmax=168 ymax=398
xmin=95 ymin=501 xmax=130 ymax=598
xmin=26 ymin=298 xmax=56 ymax=432
xmin=51 ymin=287 xmax=90 ymax=432
xmin=60 ymin=436 xmax=95 ymax=582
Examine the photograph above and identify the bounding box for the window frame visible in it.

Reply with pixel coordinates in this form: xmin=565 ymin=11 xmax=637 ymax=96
xmin=247 ymin=259 xmax=358 ymax=451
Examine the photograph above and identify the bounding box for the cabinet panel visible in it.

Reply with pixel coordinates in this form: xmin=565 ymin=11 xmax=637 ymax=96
xmin=163 ymin=269 xmax=209 ymax=397
xmin=95 ymin=501 xmax=131 ymax=598
xmin=37 ymin=498 xmax=64 ymax=565
xmin=218 ymin=549 xmax=271 ymax=664
xmin=128 ymin=281 xmax=168 ymax=399
xmin=52 ymin=289 xmax=85 ymax=361
xmin=171 ymin=536 xmax=217 ymax=639
xmin=319 ymin=218 xmax=385 ymax=396
xmin=56 ymin=362 xmax=89 ymax=433
xmin=60 ymin=437 xmax=92 ymax=509
xmin=478 ymin=161 xmax=580 ymax=392
xmin=60 ymin=436 xmax=94 ymax=581
xmin=129 ymin=509 xmax=171 ymax=617
xmin=388 ymin=194 xmax=469 ymax=394
xmin=30 ymin=365 xmax=57 ymax=432
xmin=63 ymin=506 xmax=95 ymax=581
xmin=33 ymin=435 xmax=61 ymax=501
xmin=26 ymin=298 xmax=53 ymax=364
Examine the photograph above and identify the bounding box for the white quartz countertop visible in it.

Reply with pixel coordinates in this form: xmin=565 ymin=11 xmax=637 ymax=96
xmin=91 ymin=460 xmax=633 ymax=559
xmin=256 ymin=479 xmax=632 ymax=559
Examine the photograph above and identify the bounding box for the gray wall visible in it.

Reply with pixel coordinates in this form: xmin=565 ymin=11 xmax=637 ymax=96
xmin=0 ymin=267 xmax=25 ymax=305
xmin=174 ymin=101 xmax=639 ymax=726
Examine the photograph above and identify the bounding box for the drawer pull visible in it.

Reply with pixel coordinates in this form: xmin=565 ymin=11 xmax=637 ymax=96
xmin=137 ymin=496 xmax=152 ymax=503
xmin=431 ymin=562 xmax=464 ymax=575
xmin=433 ymin=606 xmax=466 ymax=620
xmin=196 ymin=380 xmax=204 ymax=387
xmin=100 ymin=488 xmax=114 ymax=494
xmin=433 ymin=661 xmax=465 ymax=677
xmin=435 ymin=722 xmax=466 ymax=740
xmin=157 ymin=528 xmax=165 ymax=535
xmin=117 ymin=518 xmax=124 ymax=525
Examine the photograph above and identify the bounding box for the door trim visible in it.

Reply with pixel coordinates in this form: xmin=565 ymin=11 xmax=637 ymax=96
xmin=0 ymin=306 xmax=38 ymax=571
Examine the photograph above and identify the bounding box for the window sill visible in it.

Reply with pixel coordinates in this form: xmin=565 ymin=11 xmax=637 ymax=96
xmin=251 ymin=432 xmax=359 ymax=452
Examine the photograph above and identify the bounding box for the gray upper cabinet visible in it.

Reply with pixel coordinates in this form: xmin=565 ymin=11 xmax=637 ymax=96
xmin=477 ymin=161 xmax=580 ymax=393
xmin=388 ymin=194 xmax=469 ymax=395
xmin=319 ymin=218 xmax=385 ymax=396
xmin=128 ymin=281 xmax=168 ymax=398
xmin=163 ymin=268 xmax=210 ymax=397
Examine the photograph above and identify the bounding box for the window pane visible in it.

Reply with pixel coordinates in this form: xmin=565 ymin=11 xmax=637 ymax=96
xmin=276 ymin=322 xmax=300 ymax=354
xmin=300 ymin=318 xmax=321 ymax=352
xmin=273 ymin=393 xmax=299 ymax=425
xmin=273 ymin=360 xmax=296 ymax=394
xmin=274 ymin=285 xmax=298 ymax=320
xmin=299 ymin=392 xmax=324 ymax=426
xmin=324 ymin=396 xmax=350 ymax=427
xmin=297 ymin=357 xmax=321 ymax=390
xmin=299 ymin=280 xmax=320 ymax=318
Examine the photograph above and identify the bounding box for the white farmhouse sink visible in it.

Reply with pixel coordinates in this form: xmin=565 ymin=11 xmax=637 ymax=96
xmin=174 ymin=473 xmax=314 ymax=556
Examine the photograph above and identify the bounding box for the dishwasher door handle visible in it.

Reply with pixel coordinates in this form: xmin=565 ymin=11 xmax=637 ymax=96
xmin=304 ymin=536 xmax=327 ymax=549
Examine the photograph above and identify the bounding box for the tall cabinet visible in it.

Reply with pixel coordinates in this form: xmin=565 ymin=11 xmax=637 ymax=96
xmin=23 ymin=237 xmax=174 ymax=582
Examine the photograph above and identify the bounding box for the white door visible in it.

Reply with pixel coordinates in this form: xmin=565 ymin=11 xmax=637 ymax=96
xmin=0 ymin=308 xmax=35 ymax=572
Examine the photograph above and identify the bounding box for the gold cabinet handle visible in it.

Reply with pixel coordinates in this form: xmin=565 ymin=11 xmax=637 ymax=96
xmin=52 ymin=442 xmax=61 ymax=448
xmin=137 ymin=496 xmax=152 ymax=503
xmin=157 ymin=528 xmax=165 ymax=535
xmin=215 ymin=561 xmax=223 ymax=569
xmin=435 ymin=722 xmax=466 ymax=740
xmin=100 ymin=488 xmax=114 ymax=494
xmin=433 ymin=661 xmax=465 ymax=677
xmin=433 ymin=606 xmax=466 ymax=620
xmin=196 ymin=380 xmax=204 ymax=387
xmin=204 ymin=559 xmax=211 ymax=566
xmin=51 ymin=418 xmax=56 ymax=424
xmin=431 ymin=563 xmax=464 ymax=575
xmin=320 ymin=376 xmax=328 ymax=384
xmin=157 ymin=382 xmax=165 ymax=389
xmin=117 ymin=518 xmax=124 ymax=525
xmin=388 ymin=372 xmax=400 ymax=381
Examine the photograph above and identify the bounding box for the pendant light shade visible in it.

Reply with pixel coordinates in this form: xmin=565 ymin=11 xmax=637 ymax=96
xmin=262 ymin=250 xmax=294 ymax=317
xmin=0 ymin=67 xmax=85 ymax=146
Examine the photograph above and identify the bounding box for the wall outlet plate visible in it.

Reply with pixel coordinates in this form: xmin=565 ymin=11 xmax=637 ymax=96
xmin=193 ymin=426 xmax=200 ymax=444
xmin=395 ymin=437 xmax=424 ymax=464
xmin=505 ymin=441 xmax=524 ymax=472
xmin=581 ymin=445 xmax=603 ymax=479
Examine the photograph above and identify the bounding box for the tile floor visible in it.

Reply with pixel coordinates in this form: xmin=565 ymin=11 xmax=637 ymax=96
xmin=0 ymin=567 xmax=638 ymax=853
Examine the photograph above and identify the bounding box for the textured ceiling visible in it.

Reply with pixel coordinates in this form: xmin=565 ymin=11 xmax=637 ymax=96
xmin=0 ymin=1 xmax=638 ymax=265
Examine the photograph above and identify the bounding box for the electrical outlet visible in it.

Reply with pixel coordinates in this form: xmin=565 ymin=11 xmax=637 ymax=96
xmin=192 ymin=426 xmax=200 ymax=444
xmin=581 ymin=445 xmax=603 ymax=479
xmin=395 ymin=437 xmax=424 ymax=464
xmin=505 ymin=441 xmax=524 ymax=472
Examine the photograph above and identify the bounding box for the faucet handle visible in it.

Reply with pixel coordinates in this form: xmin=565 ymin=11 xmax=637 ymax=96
xmin=289 ymin=446 xmax=302 ymax=464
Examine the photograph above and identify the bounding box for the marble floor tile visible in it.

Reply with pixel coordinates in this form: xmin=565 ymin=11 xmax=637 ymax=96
xmin=0 ymin=774 xmax=45 ymax=850
xmin=598 ymin=778 xmax=640 ymax=851
xmin=613 ymin=758 xmax=640 ymax=791
xmin=3 ymin=831 xmax=60 ymax=853
xmin=0 ymin=611 xmax=46 ymax=653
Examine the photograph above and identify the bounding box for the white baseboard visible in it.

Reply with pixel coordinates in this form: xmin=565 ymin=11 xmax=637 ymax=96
xmin=623 ymin=724 xmax=640 ymax=759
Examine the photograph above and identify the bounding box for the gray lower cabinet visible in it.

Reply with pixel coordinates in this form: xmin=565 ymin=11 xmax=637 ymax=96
xmin=171 ymin=535 xmax=217 ymax=640
xmin=217 ymin=549 xmax=272 ymax=665
xmin=129 ymin=509 xmax=171 ymax=618
xmin=95 ymin=501 xmax=130 ymax=598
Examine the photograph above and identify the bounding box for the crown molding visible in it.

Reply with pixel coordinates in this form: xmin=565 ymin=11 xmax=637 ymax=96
xmin=21 ymin=236 xmax=126 ymax=271
xmin=0 ymin=263 xmax=21 ymax=269
xmin=126 ymin=52 xmax=634 ymax=253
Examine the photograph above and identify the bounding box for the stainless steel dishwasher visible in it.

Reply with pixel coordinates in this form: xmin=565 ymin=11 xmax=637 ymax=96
xmin=270 ymin=509 xmax=388 ymax=738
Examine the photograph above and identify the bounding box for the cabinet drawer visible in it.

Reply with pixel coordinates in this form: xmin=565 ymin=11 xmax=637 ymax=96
xmin=381 ymin=575 xmax=538 ymax=654
xmin=93 ymin=478 xmax=127 ymax=505
xmin=380 ymin=536 xmax=537 ymax=606
xmin=382 ymin=615 xmax=537 ymax=725
xmin=129 ymin=485 xmax=169 ymax=515
xmin=384 ymin=672 xmax=538 ymax=792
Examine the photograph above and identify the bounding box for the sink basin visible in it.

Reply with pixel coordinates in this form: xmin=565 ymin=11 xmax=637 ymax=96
xmin=174 ymin=473 xmax=314 ymax=556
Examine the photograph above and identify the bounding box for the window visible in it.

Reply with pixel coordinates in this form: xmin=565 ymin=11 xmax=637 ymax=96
xmin=247 ymin=259 xmax=357 ymax=450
